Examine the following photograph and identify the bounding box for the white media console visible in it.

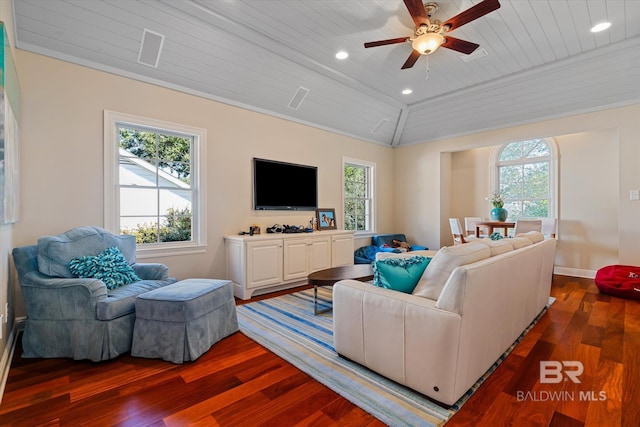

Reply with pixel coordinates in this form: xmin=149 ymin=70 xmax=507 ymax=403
xmin=225 ymin=230 xmax=355 ymax=299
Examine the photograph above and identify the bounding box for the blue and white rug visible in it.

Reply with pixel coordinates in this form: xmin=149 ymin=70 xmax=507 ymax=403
xmin=237 ymin=287 xmax=552 ymax=427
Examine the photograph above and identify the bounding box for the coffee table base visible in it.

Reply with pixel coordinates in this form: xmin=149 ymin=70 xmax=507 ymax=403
xmin=308 ymin=264 xmax=374 ymax=315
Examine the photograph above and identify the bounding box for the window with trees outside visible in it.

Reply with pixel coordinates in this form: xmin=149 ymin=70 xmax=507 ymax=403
xmin=343 ymin=158 xmax=374 ymax=233
xmin=104 ymin=111 xmax=206 ymax=254
xmin=492 ymin=138 xmax=557 ymax=220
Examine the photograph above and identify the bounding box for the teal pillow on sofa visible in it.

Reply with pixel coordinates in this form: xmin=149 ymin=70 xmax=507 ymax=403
xmin=69 ymin=246 xmax=140 ymax=290
xmin=373 ymin=255 xmax=431 ymax=293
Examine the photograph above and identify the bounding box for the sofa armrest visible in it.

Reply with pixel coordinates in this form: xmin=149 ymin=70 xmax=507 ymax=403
xmin=131 ymin=262 xmax=170 ymax=280
xmin=333 ymin=279 xmax=463 ymax=404
xmin=19 ymin=271 xmax=107 ymax=320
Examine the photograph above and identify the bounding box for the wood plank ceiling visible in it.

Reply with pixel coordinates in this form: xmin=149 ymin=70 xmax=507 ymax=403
xmin=12 ymin=0 xmax=640 ymax=147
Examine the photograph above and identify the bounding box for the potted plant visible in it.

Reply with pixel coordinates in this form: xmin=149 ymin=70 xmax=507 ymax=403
xmin=489 ymin=193 xmax=508 ymax=221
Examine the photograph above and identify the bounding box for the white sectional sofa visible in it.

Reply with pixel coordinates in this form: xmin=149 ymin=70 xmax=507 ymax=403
xmin=333 ymin=232 xmax=556 ymax=405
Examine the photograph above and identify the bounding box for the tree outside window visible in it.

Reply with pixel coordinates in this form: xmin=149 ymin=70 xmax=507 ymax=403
xmin=344 ymin=160 xmax=374 ymax=232
xmin=118 ymin=127 xmax=194 ymax=244
xmin=497 ymin=139 xmax=551 ymax=220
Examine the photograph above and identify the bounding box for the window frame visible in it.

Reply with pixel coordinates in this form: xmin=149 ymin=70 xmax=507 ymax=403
xmin=489 ymin=137 xmax=558 ymax=220
xmin=104 ymin=110 xmax=207 ymax=258
xmin=342 ymin=157 xmax=375 ymax=235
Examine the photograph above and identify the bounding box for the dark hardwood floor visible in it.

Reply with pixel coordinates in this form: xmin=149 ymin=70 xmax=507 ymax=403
xmin=1 ymin=276 xmax=638 ymax=426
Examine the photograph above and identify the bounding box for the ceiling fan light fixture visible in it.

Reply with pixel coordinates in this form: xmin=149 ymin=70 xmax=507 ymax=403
xmin=412 ymin=32 xmax=444 ymax=55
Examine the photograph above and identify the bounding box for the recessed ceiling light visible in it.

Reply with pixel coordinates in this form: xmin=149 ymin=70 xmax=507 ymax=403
xmin=590 ymin=22 xmax=611 ymax=33
xmin=335 ymin=51 xmax=349 ymax=60
xmin=402 ymin=89 xmax=413 ymax=95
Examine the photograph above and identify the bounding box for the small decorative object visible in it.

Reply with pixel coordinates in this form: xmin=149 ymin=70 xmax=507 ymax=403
xmin=489 ymin=193 xmax=508 ymax=222
xmin=490 ymin=232 xmax=504 ymax=240
xmin=316 ymin=208 xmax=337 ymax=230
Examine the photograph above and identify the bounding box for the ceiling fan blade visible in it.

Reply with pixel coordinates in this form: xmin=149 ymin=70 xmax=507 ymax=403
xmin=443 ymin=0 xmax=501 ymax=32
xmin=442 ymin=36 xmax=480 ymax=54
xmin=401 ymin=50 xmax=422 ymax=69
xmin=403 ymin=0 xmax=429 ymax=27
xmin=364 ymin=37 xmax=409 ymax=48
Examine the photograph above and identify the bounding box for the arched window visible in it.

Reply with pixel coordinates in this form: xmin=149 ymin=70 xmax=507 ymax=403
xmin=490 ymin=138 xmax=558 ymax=220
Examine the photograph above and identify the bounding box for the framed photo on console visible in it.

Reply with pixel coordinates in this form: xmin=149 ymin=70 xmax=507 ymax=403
xmin=316 ymin=208 xmax=337 ymax=230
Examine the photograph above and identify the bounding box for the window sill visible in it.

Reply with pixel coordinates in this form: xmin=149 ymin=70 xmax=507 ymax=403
xmin=136 ymin=243 xmax=207 ymax=259
xmin=353 ymin=231 xmax=376 ymax=239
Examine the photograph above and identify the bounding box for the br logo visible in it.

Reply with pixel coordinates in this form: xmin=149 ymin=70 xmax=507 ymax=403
xmin=540 ymin=361 xmax=584 ymax=384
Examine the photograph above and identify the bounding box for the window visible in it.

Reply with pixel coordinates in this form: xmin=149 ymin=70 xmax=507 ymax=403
xmin=491 ymin=138 xmax=557 ymax=220
xmin=104 ymin=111 xmax=206 ymax=255
xmin=343 ymin=158 xmax=375 ymax=233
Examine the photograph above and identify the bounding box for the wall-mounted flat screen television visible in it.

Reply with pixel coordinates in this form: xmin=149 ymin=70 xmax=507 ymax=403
xmin=253 ymin=158 xmax=318 ymax=211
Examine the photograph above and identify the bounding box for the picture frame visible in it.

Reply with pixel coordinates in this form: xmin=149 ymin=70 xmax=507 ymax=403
xmin=316 ymin=208 xmax=337 ymax=230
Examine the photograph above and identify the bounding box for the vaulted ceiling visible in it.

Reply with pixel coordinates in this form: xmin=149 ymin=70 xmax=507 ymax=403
xmin=12 ymin=0 xmax=640 ymax=147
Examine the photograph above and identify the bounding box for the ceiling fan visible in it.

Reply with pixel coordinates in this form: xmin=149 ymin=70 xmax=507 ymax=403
xmin=364 ymin=0 xmax=501 ymax=69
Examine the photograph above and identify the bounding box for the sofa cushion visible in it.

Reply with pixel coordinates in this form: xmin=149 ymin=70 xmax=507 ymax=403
xmin=412 ymin=242 xmax=491 ymax=300
xmin=476 ymin=239 xmax=514 ymax=256
xmin=509 ymin=237 xmax=533 ymax=249
xmin=372 ymin=255 xmax=431 ymax=293
xmin=37 ymin=226 xmax=136 ymax=278
xmin=96 ymin=278 xmax=177 ymax=320
xmin=517 ymin=231 xmax=545 ymax=243
xmin=69 ymin=246 xmax=141 ymax=290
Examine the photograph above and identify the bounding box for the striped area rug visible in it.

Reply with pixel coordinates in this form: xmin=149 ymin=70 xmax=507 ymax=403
xmin=237 ymin=287 xmax=552 ymax=426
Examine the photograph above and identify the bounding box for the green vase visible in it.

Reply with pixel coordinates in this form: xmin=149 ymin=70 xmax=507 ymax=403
xmin=490 ymin=207 xmax=508 ymax=222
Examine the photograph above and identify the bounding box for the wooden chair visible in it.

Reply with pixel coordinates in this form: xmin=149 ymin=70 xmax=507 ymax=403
xmin=449 ymin=218 xmax=478 ymax=245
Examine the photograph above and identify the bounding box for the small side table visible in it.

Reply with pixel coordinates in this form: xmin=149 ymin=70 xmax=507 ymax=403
xmin=307 ymin=264 xmax=374 ymax=315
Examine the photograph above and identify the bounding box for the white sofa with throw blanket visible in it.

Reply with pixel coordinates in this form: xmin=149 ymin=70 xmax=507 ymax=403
xmin=333 ymin=232 xmax=556 ymax=405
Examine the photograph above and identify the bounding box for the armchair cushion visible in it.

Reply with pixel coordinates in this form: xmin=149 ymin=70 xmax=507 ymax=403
xmin=96 ymin=278 xmax=178 ymax=320
xmin=69 ymin=246 xmax=140 ymax=290
xmin=37 ymin=226 xmax=136 ymax=278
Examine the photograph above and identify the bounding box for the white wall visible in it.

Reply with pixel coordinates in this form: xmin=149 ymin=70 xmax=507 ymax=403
xmin=11 ymin=50 xmax=396 ymax=317
xmin=448 ymin=129 xmax=619 ymax=272
xmin=395 ymin=104 xmax=640 ymax=275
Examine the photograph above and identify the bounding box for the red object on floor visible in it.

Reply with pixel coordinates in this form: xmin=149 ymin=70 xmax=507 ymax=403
xmin=595 ymin=265 xmax=640 ymax=300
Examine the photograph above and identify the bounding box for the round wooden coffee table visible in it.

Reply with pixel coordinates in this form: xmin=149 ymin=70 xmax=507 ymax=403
xmin=308 ymin=264 xmax=374 ymax=315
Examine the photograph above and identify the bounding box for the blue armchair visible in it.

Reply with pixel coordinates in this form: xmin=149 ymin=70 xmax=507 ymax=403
xmin=12 ymin=226 xmax=177 ymax=361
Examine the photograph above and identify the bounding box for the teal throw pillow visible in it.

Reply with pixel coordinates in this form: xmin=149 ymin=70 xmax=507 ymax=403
xmin=68 ymin=246 xmax=140 ymax=290
xmin=373 ymin=256 xmax=431 ymax=293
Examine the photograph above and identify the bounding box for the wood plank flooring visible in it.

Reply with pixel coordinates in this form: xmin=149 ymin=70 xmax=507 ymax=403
xmin=1 ymin=276 xmax=638 ymax=426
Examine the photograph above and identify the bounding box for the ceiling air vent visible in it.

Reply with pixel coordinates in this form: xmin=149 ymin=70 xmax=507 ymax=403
xmin=138 ymin=29 xmax=165 ymax=68
xmin=371 ymin=118 xmax=389 ymax=134
xmin=460 ymin=48 xmax=488 ymax=63
xmin=287 ymin=87 xmax=309 ymax=110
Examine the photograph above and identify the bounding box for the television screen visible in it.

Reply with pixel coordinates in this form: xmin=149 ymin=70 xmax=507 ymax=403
xmin=253 ymin=158 xmax=318 ymax=211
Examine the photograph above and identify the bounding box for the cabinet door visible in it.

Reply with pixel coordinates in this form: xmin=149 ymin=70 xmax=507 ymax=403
xmin=246 ymin=240 xmax=283 ymax=288
xmin=283 ymin=239 xmax=309 ymax=281
xmin=332 ymin=234 xmax=355 ymax=267
xmin=308 ymin=236 xmax=331 ymax=273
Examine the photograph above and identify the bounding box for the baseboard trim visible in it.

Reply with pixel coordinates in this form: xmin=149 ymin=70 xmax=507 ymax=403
xmin=0 ymin=320 xmax=21 ymax=404
xmin=554 ymin=266 xmax=596 ymax=279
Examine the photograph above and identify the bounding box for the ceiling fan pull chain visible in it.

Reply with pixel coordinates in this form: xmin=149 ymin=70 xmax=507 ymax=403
xmin=425 ymin=54 xmax=430 ymax=80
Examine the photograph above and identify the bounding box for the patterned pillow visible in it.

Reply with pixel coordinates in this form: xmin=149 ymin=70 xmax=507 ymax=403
xmin=373 ymin=255 xmax=431 ymax=293
xmin=68 ymin=247 xmax=140 ymax=290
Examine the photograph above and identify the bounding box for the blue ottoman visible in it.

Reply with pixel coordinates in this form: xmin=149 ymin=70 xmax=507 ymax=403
xmin=131 ymin=278 xmax=238 ymax=363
